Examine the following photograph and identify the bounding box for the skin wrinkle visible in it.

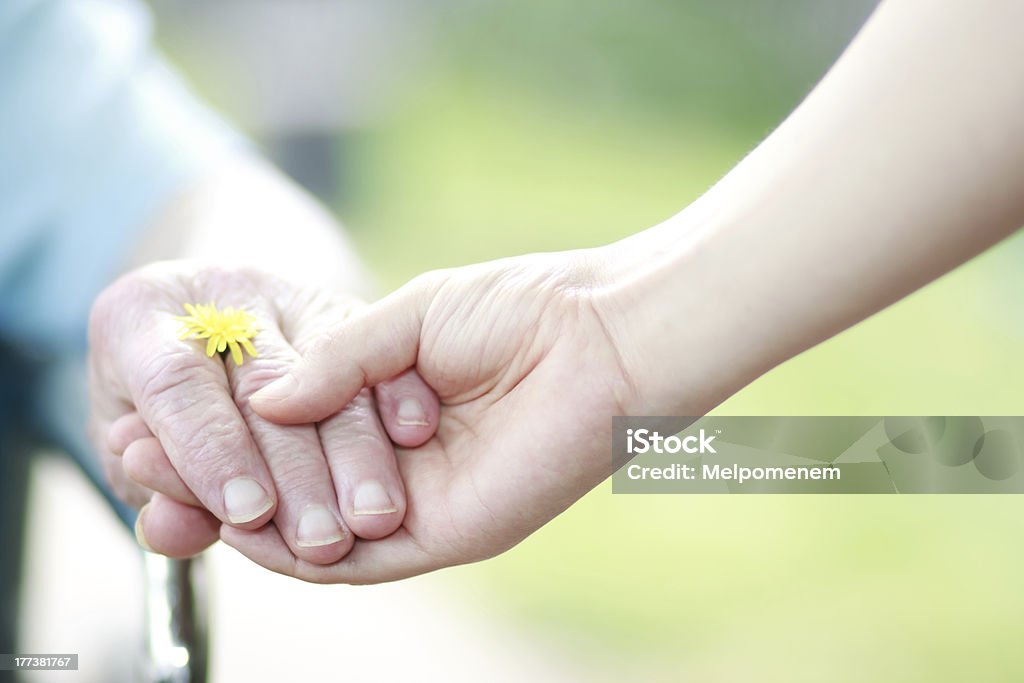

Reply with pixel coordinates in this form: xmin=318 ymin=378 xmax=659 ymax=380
xmin=258 ymin=447 xmax=328 ymax=498
xmin=417 ymin=466 xmax=477 ymax=564
xmin=158 ymin=407 xmax=245 ymax=467
xmin=400 ymin=529 xmax=437 ymax=570
xmin=135 ymin=353 xmax=215 ymax=415
xmin=419 ymin=281 xmax=486 ymax=402
xmin=487 ymin=287 xmax=569 ymax=404
xmin=440 ymin=408 xmax=486 ymax=467
xmin=431 ymin=262 xmax=583 ymax=409
xmin=421 ymin=276 xmax=517 ymax=405
xmin=90 ymin=284 xmax=179 ymax=400
xmin=427 ymin=408 xmax=472 ymax=461
xmin=579 ymin=290 xmax=640 ymax=418
xmin=319 ymin=422 xmax=392 ymax=468
xmin=463 ymin=464 xmax=502 ymax=549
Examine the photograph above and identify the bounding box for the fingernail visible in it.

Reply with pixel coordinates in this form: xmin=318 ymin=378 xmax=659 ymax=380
xmin=251 ymin=374 xmax=298 ymax=403
xmin=296 ymin=505 xmax=347 ymax=547
xmin=396 ymin=397 xmax=429 ymax=426
xmin=223 ymin=477 xmax=274 ymax=524
xmin=135 ymin=505 xmax=154 ymax=553
xmin=353 ymin=480 xmax=398 ymax=516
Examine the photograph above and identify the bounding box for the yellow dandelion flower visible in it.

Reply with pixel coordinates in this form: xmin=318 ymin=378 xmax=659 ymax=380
xmin=175 ymin=302 xmax=260 ymax=366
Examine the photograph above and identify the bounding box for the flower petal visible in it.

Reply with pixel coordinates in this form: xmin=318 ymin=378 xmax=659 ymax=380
xmin=228 ymin=341 xmax=243 ymax=366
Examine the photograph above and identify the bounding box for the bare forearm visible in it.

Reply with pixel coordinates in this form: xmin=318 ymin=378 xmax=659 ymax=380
xmin=127 ymin=156 xmax=372 ymax=297
xmin=598 ymin=0 xmax=1024 ymax=415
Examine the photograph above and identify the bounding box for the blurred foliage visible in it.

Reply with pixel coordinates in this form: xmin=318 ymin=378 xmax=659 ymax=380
xmin=340 ymin=0 xmax=878 ymax=280
xmin=162 ymin=1 xmax=1024 ymax=679
xmin=428 ymin=0 xmax=876 ymax=132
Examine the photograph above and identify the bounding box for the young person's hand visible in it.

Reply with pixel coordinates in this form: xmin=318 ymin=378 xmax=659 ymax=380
xmin=241 ymin=252 xmax=641 ymax=582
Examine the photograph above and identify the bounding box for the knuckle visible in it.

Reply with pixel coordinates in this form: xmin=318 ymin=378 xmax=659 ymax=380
xmin=132 ymin=353 xmax=263 ymax=483
xmin=171 ymin=412 xmax=247 ymax=475
xmin=320 ymin=415 xmax=393 ymax=467
xmin=269 ymin=458 xmax=328 ymax=499
xmin=135 ymin=384 xmax=250 ymax=484
xmin=135 ymin=350 xmax=213 ymax=414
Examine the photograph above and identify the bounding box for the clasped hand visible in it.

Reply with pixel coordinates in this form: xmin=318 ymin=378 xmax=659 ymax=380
xmin=89 ymin=261 xmax=439 ymax=566
xmin=90 ymin=249 xmax=637 ymax=583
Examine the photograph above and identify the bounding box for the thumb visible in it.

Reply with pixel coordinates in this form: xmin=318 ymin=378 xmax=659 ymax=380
xmin=250 ymin=274 xmax=438 ymax=424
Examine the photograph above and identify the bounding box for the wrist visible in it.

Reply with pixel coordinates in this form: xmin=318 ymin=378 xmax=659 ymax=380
xmin=588 ymin=210 xmax=776 ymax=417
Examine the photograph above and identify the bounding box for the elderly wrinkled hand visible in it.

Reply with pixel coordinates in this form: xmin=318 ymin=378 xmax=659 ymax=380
xmin=87 ymin=261 xmax=439 ymax=564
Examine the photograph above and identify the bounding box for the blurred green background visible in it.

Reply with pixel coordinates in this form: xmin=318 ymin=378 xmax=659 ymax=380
xmin=157 ymin=1 xmax=1024 ymax=679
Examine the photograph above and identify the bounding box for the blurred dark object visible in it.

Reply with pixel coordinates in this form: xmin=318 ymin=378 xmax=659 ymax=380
xmin=266 ymin=131 xmax=341 ymax=205
xmin=142 ymin=556 xmax=208 ymax=683
xmin=0 ymin=346 xmax=32 ymax=683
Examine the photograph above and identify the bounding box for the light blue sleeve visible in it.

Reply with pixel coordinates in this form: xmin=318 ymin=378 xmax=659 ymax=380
xmin=0 ymin=0 xmax=249 ymax=356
